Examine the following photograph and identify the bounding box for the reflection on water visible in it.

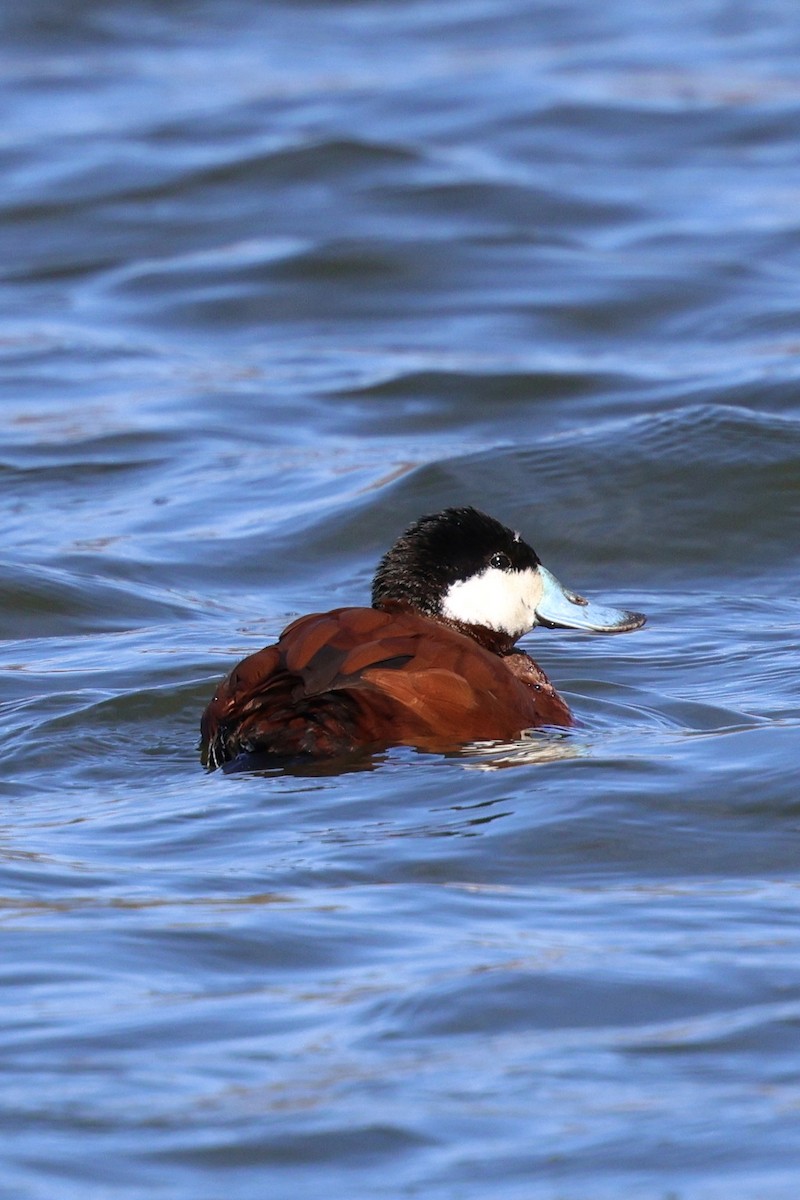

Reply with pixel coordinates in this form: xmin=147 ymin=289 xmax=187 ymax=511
xmin=459 ymin=729 xmax=582 ymax=771
xmin=2 ymin=0 xmax=800 ymax=1197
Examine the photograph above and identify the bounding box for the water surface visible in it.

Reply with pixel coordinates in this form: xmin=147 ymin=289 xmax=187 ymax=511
xmin=2 ymin=2 xmax=800 ymax=1198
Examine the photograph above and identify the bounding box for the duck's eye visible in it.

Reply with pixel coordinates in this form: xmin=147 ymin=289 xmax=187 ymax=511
xmin=490 ymin=551 xmax=511 ymax=570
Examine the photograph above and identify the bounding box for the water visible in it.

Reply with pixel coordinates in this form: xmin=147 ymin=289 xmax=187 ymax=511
xmin=2 ymin=2 xmax=800 ymax=1197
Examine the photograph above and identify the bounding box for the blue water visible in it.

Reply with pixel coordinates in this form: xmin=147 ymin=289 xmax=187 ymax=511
xmin=2 ymin=2 xmax=800 ymax=1197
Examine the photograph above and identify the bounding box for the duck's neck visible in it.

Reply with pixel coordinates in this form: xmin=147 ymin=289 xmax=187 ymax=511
xmin=372 ymin=599 xmax=520 ymax=655
xmin=439 ymin=616 xmax=519 ymax=655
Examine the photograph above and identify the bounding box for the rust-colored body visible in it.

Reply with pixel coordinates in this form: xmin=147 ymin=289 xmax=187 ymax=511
xmin=200 ymin=604 xmax=571 ymax=766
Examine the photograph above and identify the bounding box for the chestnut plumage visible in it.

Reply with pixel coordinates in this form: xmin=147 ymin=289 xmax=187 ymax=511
xmin=200 ymin=507 xmax=645 ymax=768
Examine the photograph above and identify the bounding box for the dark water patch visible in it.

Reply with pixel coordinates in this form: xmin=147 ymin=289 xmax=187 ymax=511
xmin=1 ymin=430 xmax=176 ymax=474
xmin=520 ymin=95 xmax=800 ymax=166
xmin=367 ymin=404 xmax=800 ymax=583
xmin=175 ymin=136 xmax=422 ymax=190
xmin=373 ymin=176 xmax=640 ymax=235
xmin=331 ymin=365 xmax=639 ymax=412
xmin=0 ymin=562 xmax=193 ymax=638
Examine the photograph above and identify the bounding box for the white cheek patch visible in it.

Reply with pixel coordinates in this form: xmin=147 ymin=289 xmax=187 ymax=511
xmin=441 ymin=566 xmax=543 ymax=638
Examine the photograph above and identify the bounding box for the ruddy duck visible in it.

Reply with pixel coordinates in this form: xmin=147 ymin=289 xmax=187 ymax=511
xmin=200 ymin=506 xmax=645 ymax=768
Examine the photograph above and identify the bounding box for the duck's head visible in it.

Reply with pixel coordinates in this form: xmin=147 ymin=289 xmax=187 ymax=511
xmin=371 ymin=506 xmax=645 ymax=649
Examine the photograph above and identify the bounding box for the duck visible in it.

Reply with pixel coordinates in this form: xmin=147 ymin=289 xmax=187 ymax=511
xmin=200 ymin=506 xmax=645 ymax=769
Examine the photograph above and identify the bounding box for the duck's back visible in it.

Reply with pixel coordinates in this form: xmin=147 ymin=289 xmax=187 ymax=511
xmin=200 ymin=605 xmax=571 ymax=767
